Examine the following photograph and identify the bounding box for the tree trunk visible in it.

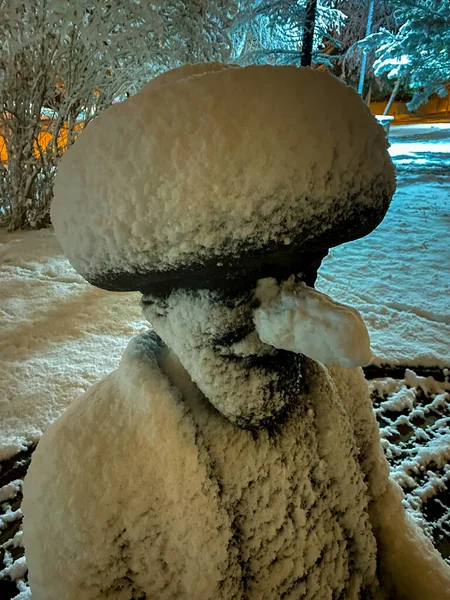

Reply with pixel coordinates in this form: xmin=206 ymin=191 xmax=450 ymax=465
xmin=301 ymin=0 xmax=318 ymax=67
xmin=383 ymin=78 xmax=401 ymax=116
xmin=357 ymin=0 xmax=375 ymax=96
xmin=365 ymin=83 xmax=372 ymax=105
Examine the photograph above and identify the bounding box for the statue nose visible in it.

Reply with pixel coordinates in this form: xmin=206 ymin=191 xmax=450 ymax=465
xmin=119 ymin=246 xmax=329 ymax=300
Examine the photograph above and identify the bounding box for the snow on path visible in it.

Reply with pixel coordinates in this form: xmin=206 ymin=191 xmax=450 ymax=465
xmin=0 ymin=123 xmax=449 ymax=460
xmin=0 ymin=230 xmax=146 ymax=460
xmin=317 ymin=123 xmax=450 ymax=367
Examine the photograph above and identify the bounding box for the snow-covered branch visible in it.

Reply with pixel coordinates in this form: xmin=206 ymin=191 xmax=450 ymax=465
xmin=0 ymin=0 xmax=235 ymax=229
xmin=231 ymin=0 xmax=345 ymax=66
xmin=352 ymin=0 xmax=450 ymax=109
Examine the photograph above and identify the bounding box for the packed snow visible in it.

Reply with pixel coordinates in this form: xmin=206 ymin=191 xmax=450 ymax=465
xmin=52 ymin=64 xmax=394 ymax=286
xmin=254 ymin=277 xmax=371 ymax=368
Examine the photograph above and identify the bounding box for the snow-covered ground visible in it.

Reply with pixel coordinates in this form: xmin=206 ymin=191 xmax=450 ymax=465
xmin=0 ymin=122 xmax=449 ymax=460
xmin=0 ymin=232 xmax=146 ymax=460
xmin=318 ymin=123 xmax=450 ymax=368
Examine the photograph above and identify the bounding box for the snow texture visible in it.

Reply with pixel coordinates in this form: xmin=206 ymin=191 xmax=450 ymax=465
xmin=3 ymin=369 xmax=449 ymax=600
xmin=51 ymin=64 xmax=394 ymax=288
xmin=368 ymin=371 xmax=450 ymax=578
xmin=254 ymin=277 xmax=372 ymax=368
xmin=2 ymin=74 xmax=448 ymax=598
xmin=142 ymin=288 xmax=300 ymax=428
xmin=22 ymin=333 xmax=450 ymax=599
xmin=0 ymin=479 xmax=22 ymax=503
xmin=1 ymin=124 xmax=446 ymax=462
xmin=0 ymin=555 xmax=27 ymax=581
xmin=0 ymin=229 xmax=145 ymax=460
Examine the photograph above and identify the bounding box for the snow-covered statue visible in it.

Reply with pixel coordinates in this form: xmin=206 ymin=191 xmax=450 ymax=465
xmin=23 ymin=65 xmax=450 ymax=599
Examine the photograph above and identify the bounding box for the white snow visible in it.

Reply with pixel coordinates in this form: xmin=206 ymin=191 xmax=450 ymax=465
xmin=371 ymin=478 xmax=450 ymax=600
xmin=0 ymin=505 xmax=22 ymax=528
xmin=317 ymin=123 xmax=450 ymax=368
xmin=0 ymin=479 xmax=22 ymax=502
xmin=11 ymin=583 xmax=31 ymax=600
xmin=142 ymin=289 xmax=295 ymax=428
xmin=0 ymin=72 xmax=447 ymax=598
xmin=379 ymin=386 xmax=416 ymax=412
xmin=52 ymin=64 xmax=394 ymax=282
xmin=0 ymin=229 xmax=146 ymax=460
xmin=0 ymin=555 xmax=27 ymax=581
xmin=405 ymin=367 xmax=450 ymax=394
xmin=254 ymin=277 xmax=371 ymax=368
xmin=14 ymin=335 xmax=398 ymax=597
xmin=22 ymin=332 xmax=450 ymax=599
xmin=371 ymin=371 xmax=450 ymax=543
xmin=0 ymin=124 xmax=449 ymax=459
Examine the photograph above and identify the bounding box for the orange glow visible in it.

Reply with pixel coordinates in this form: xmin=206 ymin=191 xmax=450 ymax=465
xmin=0 ymin=117 xmax=85 ymax=164
xmin=0 ymin=135 xmax=7 ymax=162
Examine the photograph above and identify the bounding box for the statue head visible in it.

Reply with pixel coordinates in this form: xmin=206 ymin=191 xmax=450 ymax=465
xmin=51 ymin=63 xmax=395 ymax=427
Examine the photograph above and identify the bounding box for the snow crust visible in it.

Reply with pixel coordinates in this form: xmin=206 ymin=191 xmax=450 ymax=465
xmin=254 ymin=277 xmax=371 ymax=368
xmin=52 ymin=64 xmax=394 ymax=284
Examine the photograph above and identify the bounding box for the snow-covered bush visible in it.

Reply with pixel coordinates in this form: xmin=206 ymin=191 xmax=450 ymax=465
xmin=0 ymin=0 xmax=235 ymax=230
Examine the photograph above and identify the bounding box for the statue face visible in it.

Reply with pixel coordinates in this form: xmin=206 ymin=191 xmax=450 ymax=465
xmin=141 ymin=287 xmax=258 ymax=354
xmin=141 ymin=286 xmax=303 ymax=429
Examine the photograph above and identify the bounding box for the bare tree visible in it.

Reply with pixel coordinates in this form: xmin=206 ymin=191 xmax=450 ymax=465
xmin=336 ymin=0 xmax=396 ymax=89
xmin=0 ymin=0 xmax=235 ymax=229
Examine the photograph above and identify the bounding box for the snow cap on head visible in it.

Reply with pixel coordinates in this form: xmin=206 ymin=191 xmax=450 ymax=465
xmin=52 ymin=64 xmax=396 ymax=295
